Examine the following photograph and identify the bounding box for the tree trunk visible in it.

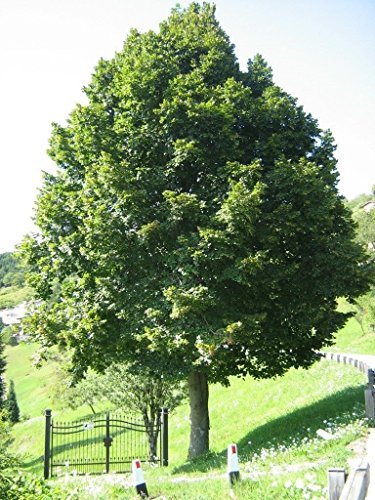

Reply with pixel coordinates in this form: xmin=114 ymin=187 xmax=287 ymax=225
xmin=142 ymin=408 xmax=160 ymax=463
xmin=88 ymin=403 xmax=96 ymax=414
xmin=188 ymin=371 xmax=209 ymax=459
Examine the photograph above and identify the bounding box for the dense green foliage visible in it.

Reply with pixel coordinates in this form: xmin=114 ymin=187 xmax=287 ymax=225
xmin=22 ymin=1 xmax=370 ymax=378
xmin=21 ymin=3 xmax=372 ymax=456
xmin=0 ymin=472 xmax=54 ymax=500
xmin=0 ymin=253 xmax=26 ymax=289
xmin=1 ymin=326 xmax=18 ymax=347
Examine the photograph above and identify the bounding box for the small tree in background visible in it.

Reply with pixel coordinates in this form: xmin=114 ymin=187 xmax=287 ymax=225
xmin=1 ymin=325 xmax=18 ymax=347
xmin=66 ymin=363 xmax=186 ymax=461
xmin=103 ymin=364 xmax=186 ymax=462
xmin=5 ymin=381 xmax=20 ymax=424
xmin=64 ymin=370 xmax=103 ymax=415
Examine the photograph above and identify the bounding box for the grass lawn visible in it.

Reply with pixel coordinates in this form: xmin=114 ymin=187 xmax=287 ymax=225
xmin=332 ymin=298 xmax=375 ymax=354
xmin=5 ymin=342 xmax=60 ymax=419
xmin=331 ymin=317 xmax=375 ymax=354
xmin=3 ymin=309 xmax=373 ymax=498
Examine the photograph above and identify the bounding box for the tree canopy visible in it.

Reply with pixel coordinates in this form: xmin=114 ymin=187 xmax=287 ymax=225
xmin=0 ymin=253 xmax=26 ymax=289
xmin=21 ymin=3 xmax=372 ymax=457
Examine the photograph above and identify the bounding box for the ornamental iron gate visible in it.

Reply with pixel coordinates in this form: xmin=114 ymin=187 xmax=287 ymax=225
xmin=44 ymin=408 xmax=168 ymax=478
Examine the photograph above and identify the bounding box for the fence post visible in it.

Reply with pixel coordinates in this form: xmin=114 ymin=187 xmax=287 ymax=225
xmin=104 ymin=411 xmax=112 ymax=473
xmin=339 ymin=462 xmax=370 ymax=500
xmin=365 ymin=369 xmax=375 ymax=419
xmin=328 ymin=468 xmax=346 ymax=500
xmin=44 ymin=409 xmax=52 ymax=479
xmin=161 ymin=407 xmax=169 ymax=466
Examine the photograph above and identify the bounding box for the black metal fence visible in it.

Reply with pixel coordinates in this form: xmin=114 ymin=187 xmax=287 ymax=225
xmin=44 ymin=408 xmax=168 ymax=478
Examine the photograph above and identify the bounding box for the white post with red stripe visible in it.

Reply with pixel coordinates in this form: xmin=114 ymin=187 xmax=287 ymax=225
xmin=227 ymin=443 xmax=240 ymax=486
xmin=132 ymin=459 xmax=149 ymax=497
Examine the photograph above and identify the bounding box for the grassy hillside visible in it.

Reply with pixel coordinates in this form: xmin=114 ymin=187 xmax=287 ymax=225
xmin=0 ymin=285 xmax=33 ymax=309
xmin=5 ymin=343 xmax=60 ymax=419
xmin=332 ymin=298 xmax=375 ymax=353
xmin=4 ymin=338 xmax=370 ymax=498
xmin=332 ymin=317 xmax=375 ymax=353
xmin=3 ymin=338 xmax=370 ymax=498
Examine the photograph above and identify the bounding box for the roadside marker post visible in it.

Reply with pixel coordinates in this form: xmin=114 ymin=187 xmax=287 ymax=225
xmin=132 ymin=459 xmax=149 ymax=497
xmin=227 ymin=443 xmax=240 ymax=486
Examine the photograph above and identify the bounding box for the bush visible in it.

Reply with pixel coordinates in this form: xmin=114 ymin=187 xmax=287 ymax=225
xmin=1 ymin=326 xmax=18 ymax=347
xmin=0 ymin=470 xmax=54 ymax=500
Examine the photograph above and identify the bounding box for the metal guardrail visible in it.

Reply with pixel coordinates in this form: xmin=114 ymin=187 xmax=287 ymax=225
xmin=320 ymin=352 xmax=375 ymax=419
xmin=329 ymin=462 xmax=370 ymax=500
xmin=323 ymin=352 xmax=373 ymax=499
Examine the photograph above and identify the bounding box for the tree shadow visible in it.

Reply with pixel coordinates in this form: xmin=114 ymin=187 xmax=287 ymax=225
xmin=19 ymin=455 xmax=44 ymax=475
xmin=172 ymin=383 xmax=365 ymax=474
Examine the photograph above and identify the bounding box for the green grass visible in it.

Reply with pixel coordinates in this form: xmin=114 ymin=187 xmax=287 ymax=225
xmin=3 ymin=309 xmax=373 ymax=498
xmin=331 ymin=297 xmax=375 ymax=353
xmin=5 ymin=343 xmax=61 ymax=419
xmin=34 ymin=359 xmax=368 ymax=499
xmin=331 ymin=317 xmax=375 ymax=353
xmin=4 ymin=342 xmax=110 ymax=474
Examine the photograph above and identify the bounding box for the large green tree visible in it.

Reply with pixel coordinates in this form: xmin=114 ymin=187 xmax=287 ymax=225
xmin=22 ymin=3 xmax=372 ymax=458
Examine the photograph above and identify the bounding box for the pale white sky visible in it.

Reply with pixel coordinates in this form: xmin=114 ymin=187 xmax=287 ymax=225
xmin=1 ymin=0 xmax=374 ymax=253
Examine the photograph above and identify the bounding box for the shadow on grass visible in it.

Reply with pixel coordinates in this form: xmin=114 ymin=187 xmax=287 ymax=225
xmin=172 ymin=383 xmax=365 ymax=474
xmin=19 ymin=455 xmax=44 ymax=475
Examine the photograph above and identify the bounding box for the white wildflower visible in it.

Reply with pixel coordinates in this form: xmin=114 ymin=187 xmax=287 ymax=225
xmin=295 ymin=478 xmax=304 ymax=489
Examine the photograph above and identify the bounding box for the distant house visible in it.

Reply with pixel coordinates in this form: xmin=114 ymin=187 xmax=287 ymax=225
xmin=0 ymin=302 xmax=28 ymax=342
xmin=361 ymin=200 xmax=375 ymax=212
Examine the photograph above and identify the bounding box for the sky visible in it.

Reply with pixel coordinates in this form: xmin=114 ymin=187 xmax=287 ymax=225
xmin=0 ymin=0 xmax=374 ymax=253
